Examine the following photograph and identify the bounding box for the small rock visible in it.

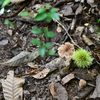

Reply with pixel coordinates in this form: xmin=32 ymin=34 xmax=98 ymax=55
xmin=79 ymin=79 xmax=87 ymax=88
xmin=0 ymin=39 xmax=8 ymax=46
xmin=8 ymin=30 xmax=13 ymax=36
xmin=24 ymin=90 xmax=30 ymax=94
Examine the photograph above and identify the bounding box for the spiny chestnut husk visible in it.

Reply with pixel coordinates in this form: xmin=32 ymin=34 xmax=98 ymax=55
xmin=72 ymin=49 xmax=93 ymax=68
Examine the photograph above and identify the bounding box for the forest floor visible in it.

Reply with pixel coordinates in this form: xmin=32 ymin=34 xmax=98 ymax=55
xmin=0 ymin=0 xmax=100 ymax=100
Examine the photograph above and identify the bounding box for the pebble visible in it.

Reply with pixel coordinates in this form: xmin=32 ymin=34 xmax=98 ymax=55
xmin=79 ymin=79 xmax=87 ymax=88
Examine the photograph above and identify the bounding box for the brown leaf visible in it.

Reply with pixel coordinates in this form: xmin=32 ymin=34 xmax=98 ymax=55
xmin=91 ymin=75 xmax=100 ymax=98
xmin=2 ymin=70 xmax=25 ymax=100
xmin=1 ymin=49 xmax=39 ymax=66
xmin=60 ymin=4 xmax=74 ymax=16
xmin=75 ymin=26 xmax=84 ymax=36
xmin=45 ymin=57 xmax=71 ymax=71
xmin=27 ymin=62 xmax=39 ymax=68
xmin=82 ymin=34 xmax=95 ymax=46
xmin=33 ymin=68 xmax=50 ymax=79
xmin=75 ymin=4 xmax=83 ymax=15
xmin=61 ymin=73 xmax=75 ymax=85
xmin=49 ymin=81 xmax=68 ymax=100
xmin=73 ymin=69 xmax=94 ymax=80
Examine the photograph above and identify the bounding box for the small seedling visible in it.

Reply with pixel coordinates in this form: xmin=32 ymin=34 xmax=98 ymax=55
xmin=98 ymin=19 xmax=100 ymax=22
xmin=72 ymin=49 xmax=93 ymax=68
xmin=19 ymin=10 xmax=34 ymax=17
xmin=4 ymin=19 xmax=15 ymax=28
xmin=2 ymin=0 xmax=11 ymax=7
xmin=34 ymin=4 xmax=60 ymax=22
xmin=30 ymin=5 xmax=60 ymax=57
xmin=31 ymin=28 xmax=55 ymax=57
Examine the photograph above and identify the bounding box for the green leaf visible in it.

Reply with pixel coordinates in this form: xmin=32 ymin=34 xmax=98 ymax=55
xmin=31 ymin=39 xmax=42 ymax=45
xmin=4 ymin=19 xmax=14 ymax=28
xmin=2 ymin=0 xmax=11 ymax=7
xmin=31 ymin=28 xmax=43 ymax=34
xmin=49 ymin=12 xmax=60 ymax=20
xmin=4 ymin=19 xmax=10 ymax=24
xmin=43 ymin=28 xmax=48 ymax=33
xmin=45 ymin=42 xmax=52 ymax=48
xmin=39 ymin=46 xmax=46 ymax=57
xmin=9 ymin=23 xmax=15 ymax=28
xmin=50 ymin=8 xmax=58 ymax=12
xmin=38 ymin=8 xmax=46 ymax=14
xmin=0 ymin=0 xmax=4 ymax=6
xmin=46 ymin=50 xmax=55 ymax=55
xmin=34 ymin=13 xmax=47 ymax=21
xmin=45 ymin=4 xmax=51 ymax=9
xmin=45 ymin=31 xmax=55 ymax=38
xmin=19 ymin=10 xmax=29 ymax=17
xmin=45 ymin=17 xmax=52 ymax=23
xmin=98 ymin=19 xmax=100 ymax=22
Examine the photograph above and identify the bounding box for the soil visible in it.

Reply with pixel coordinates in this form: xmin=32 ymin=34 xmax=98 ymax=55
xmin=0 ymin=0 xmax=100 ymax=100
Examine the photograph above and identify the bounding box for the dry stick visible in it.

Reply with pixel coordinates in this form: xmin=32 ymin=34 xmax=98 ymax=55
xmin=53 ymin=18 xmax=81 ymax=48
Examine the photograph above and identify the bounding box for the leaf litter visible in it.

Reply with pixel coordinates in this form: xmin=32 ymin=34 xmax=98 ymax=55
xmin=0 ymin=49 xmax=39 ymax=66
xmin=2 ymin=70 xmax=25 ymax=100
xmin=0 ymin=0 xmax=100 ymax=100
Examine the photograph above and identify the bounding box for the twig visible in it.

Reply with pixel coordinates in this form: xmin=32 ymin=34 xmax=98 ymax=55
xmin=53 ymin=18 xmax=81 ymax=48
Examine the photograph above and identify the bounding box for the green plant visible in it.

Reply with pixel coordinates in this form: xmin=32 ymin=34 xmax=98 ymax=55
xmin=2 ymin=0 xmax=11 ymax=7
xmin=31 ymin=28 xmax=55 ymax=57
xmin=0 ymin=0 xmax=4 ymax=6
xmin=72 ymin=49 xmax=93 ymax=68
xmin=34 ymin=4 xmax=60 ymax=22
xmin=19 ymin=10 xmax=34 ymax=17
xmin=98 ymin=19 xmax=100 ymax=22
xmin=4 ymin=19 xmax=15 ymax=28
xmin=30 ymin=5 xmax=60 ymax=57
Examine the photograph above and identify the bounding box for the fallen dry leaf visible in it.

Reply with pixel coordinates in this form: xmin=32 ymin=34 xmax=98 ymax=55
xmin=91 ymin=75 xmax=100 ymax=98
xmin=2 ymin=70 xmax=25 ymax=100
xmin=61 ymin=73 xmax=75 ymax=85
xmin=33 ymin=68 xmax=50 ymax=79
xmin=75 ymin=26 xmax=84 ymax=36
xmin=60 ymin=4 xmax=74 ymax=16
xmin=45 ymin=57 xmax=71 ymax=71
xmin=27 ymin=62 xmax=39 ymax=68
xmin=73 ymin=69 xmax=94 ymax=80
xmin=82 ymin=34 xmax=95 ymax=46
xmin=75 ymin=4 xmax=83 ymax=15
xmin=1 ymin=49 xmax=39 ymax=66
xmin=49 ymin=81 xmax=68 ymax=100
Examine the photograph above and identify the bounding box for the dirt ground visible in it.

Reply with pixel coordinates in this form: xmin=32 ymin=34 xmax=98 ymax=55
xmin=0 ymin=0 xmax=100 ymax=100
